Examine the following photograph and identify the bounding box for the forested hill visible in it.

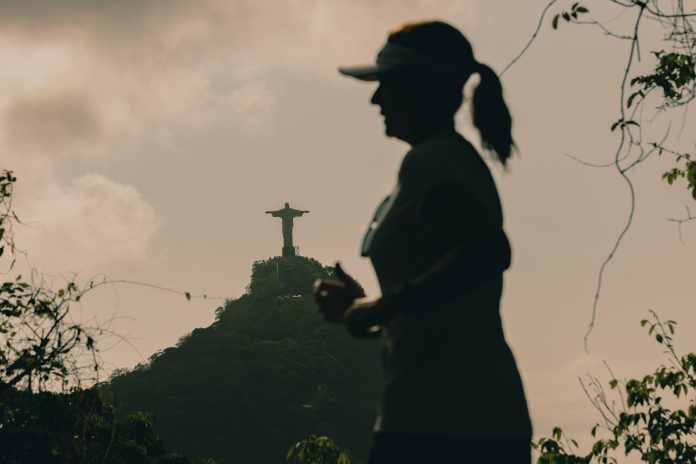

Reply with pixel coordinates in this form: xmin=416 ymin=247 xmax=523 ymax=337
xmin=106 ymin=256 xmax=383 ymax=464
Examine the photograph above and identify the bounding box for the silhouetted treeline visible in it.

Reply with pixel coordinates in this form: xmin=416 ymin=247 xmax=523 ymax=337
xmin=0 ymin=384 xmax=221 ymax=463
xmin=106 ymin=256 xmax=382 ymax=464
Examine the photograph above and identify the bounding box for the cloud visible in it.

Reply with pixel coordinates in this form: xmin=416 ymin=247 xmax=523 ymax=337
xmin=15 ymin=173 xmax=160 ymax=274
xmin=225 ymin=80 xmax=277 ymax=132
xmin=0 ymin=0 xmax=476 ymax=274
xmin=3 ymin=90 xmax=102 ymax=155
xmin=0 ymin=1 xmax=200 ymax=51
xmin=0 ymin=1 xmax=474 ymax=59
xmin=0 ymin=0 xmax=476 ymax=159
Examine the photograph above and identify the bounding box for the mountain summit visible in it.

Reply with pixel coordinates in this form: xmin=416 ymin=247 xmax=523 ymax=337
xmin=108 ymin=255 xmax=382 ymax=464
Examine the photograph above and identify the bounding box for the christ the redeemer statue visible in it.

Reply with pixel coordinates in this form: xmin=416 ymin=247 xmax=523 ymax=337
xmin=266 ymin=202 xmax=309 ymax=257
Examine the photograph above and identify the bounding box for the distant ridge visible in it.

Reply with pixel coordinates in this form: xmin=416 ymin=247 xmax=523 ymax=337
xmin=106 ymin=256 xmax=382 ymax=464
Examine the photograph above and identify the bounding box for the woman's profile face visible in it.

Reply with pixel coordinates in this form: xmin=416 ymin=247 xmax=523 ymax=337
xmin=370 ymin=72 xmax=426 ymax=143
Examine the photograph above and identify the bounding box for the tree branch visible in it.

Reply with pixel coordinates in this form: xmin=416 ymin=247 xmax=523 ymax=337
xmin=499 ymin=0 xmax=558 ymax=77
xmin=585 ymin=5 xmax=647 ymax=352
xmin=667 ymin=205 xmax=696 ymax=243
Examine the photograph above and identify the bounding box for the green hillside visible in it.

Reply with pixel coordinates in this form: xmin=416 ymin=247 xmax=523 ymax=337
xmin=106 ymin=256 xmax=382 ymax=464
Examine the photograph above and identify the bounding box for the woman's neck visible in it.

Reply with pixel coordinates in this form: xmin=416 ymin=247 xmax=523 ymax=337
xmin=404 ymin=119 xmax=456 ymax=146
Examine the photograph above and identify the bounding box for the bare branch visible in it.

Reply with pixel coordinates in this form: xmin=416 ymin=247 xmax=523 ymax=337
xmin=499 ymin=0 xmax=558 ymax=77
xmin=585 ymin=5 xmax=647 ymax=352
xmin=667 ymin=205 xmax=696 ymax=243
xmin=564 ymin=151 xmax=630 ymax=167
xmin=575 ymin=18 xmax=634 ymax=39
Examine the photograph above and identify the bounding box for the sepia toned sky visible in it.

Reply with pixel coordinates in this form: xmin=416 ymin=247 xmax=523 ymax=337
xmin=2 ymin=0 xmax=694 ymax=448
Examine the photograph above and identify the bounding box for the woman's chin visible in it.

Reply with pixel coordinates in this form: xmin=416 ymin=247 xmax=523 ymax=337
xmin=383 ymin=123 xmax=401 ymax=139
xmin=384 ymin=127 xmax=409 ymax=143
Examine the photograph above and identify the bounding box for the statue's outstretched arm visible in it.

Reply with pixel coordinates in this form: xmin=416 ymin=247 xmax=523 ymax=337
xmin=287 ymin=208 xmax=309 ymax=216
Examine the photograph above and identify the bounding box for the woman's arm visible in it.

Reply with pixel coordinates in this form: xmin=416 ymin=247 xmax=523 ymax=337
xmin=344 ymin=181 xmax=510 ymax=333
xmin=395 ymin=180 xmax=510 ymax=308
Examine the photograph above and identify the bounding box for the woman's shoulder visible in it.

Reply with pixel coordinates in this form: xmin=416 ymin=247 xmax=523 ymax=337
xmin=399 ymin=132 xmax=487 ymax=185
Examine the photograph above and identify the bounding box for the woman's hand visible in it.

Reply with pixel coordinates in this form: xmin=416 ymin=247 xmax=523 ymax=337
xmin=313 ymin=262 xmax=366 ymax=323
xmin=343 ymin=296 xmax=396 ymax=338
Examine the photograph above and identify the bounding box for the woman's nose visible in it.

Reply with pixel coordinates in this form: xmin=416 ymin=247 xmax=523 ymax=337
xmin=370 ymin=84 xmax=382 ymax=105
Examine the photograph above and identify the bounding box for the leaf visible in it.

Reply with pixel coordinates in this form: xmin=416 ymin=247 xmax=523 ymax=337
xmin=562 ymin=12 xmax=571 ymax=22
xmin=656 ymin=334 xmax=663 ymax=343
xmin=611 ymin=119 xmax=622 ymax=132
xmin=552 ymin=426 xmax=562 ymax=440
xmin=627 ymin=91 xmax=642 ymax=108
xmin=640 ymin=319 xmax=648 ymax=327
xmin=185 ymin=291 xmax=191 ymax=301
xmin=576 ymin=6 xmax=589 ymax=13
xmin=552 ymin=14 xmax=560 ymax=29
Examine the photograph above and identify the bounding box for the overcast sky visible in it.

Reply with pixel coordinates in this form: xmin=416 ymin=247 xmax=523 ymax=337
xmin=2 ymin=0 xmax=695 ymax=451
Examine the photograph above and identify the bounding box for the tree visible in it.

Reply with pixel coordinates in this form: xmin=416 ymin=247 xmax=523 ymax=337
xmin=286 ymin=435 xmax=352 ymax=464
xmin=504 ymin=3 xmax=696 ymax=462
xmin=0 ymin=170 xmax=102 ymax=392
xmin=505 ymin=0 xmax=696 ymax=347
xmin=0 ymin=170 xmax=220 ymax=463
xmin=533 ymin=312 xmax=695 ymax=463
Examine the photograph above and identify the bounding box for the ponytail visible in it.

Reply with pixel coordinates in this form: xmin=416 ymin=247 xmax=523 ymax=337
xmin=472 ymin=63 xmax=515 ymax=167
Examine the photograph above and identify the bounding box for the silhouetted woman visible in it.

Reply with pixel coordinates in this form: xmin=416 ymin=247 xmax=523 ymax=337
xmin=314 ymin=20 xmax=532 ymax=463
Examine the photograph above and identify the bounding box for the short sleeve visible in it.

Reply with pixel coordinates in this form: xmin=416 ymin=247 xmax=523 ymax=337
xmin=420 ymin=181 xmax=499 ymax=245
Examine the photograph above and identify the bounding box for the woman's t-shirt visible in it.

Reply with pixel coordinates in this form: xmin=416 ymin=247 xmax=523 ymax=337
xmin=362 ymin=131 xmax=532 ymax=437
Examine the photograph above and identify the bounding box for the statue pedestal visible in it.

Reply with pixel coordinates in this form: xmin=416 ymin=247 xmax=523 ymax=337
xmin=282 ymin=246 xmax=297 ymax=257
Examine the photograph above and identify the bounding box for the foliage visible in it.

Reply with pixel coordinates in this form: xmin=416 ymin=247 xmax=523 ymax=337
xmin=0 ymin=170 xmax=217 ymax=463
xmin=552 ymin=2 xmax=590 ymax=29
xmin=533 ymin=312 xmax=696 ymax=463
xmin=655 ymin=146 xmax=696 ymax=200
xmin=1 ymin=170 xmax=375 ymax=463
xmin=1 ymin=387 xmax=154 ymax=463
xmin=286 ymin=434 xmax=352 ymax=464
xmin=0 ymin=170 xmax=18 ymax=267
xmin=107 ymin=256 xmax=381 ymax=464
xmin=0 ymin=169 xmax=104 ymax=392
xmin=631 ymin=50 xmax=696 ymax=106
xmin=245 ymin=256 xmax=336 ymax=298
xmin=520 ymin=0 xmax=696 ymax=346
xmin=0 ymin=385 xmax=223 ymax=463
xmin=630 ymin=45 xmax=696 ymax=199
xmin=0 ymin=276 xmax=102 ymax=392
xmin=547 ymin=2 xmax=696 ymax=203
